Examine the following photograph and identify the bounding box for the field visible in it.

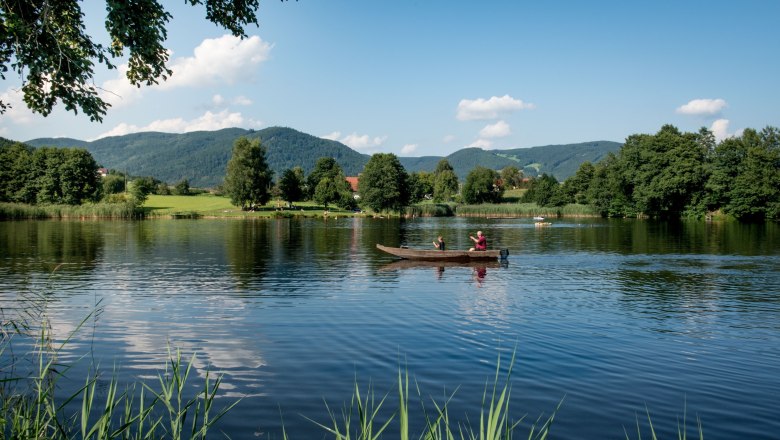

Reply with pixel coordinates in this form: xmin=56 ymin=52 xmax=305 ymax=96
xmin=143 ymin=194 xmax=360 ymax=218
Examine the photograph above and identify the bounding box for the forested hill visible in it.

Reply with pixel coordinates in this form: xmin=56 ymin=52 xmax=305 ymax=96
xmin=25 ymin=127 xmax=621 ymax=187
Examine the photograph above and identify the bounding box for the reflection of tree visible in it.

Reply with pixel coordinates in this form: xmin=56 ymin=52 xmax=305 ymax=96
xmin=225 ymin=221 xmax=270 ymax=287
xmin=0 ymin=221 xmax=103 ymax=274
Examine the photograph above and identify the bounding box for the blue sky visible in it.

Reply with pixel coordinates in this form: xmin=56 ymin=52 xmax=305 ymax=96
xmin=2 ymin=1 xmax=779 ymax=156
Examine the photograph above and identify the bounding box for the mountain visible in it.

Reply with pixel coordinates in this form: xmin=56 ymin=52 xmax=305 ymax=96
xmin=25 ymin=127 xmax=621 ymax=187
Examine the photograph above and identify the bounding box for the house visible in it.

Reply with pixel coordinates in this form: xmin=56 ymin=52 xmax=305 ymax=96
xmin=98 ymin=168 xmax=109 ymax=177
xmin=345 ymin=176 xmax=360 ymax=199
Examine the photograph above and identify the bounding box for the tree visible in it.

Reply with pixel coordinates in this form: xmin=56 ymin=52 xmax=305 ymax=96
xmin=407 ymin=171 xmax=434 ymax=204
xmin=306 ymin=157 xmax=343 ymax=200
xmin=224 ymin=137 xmax=273 ymax=210
xmin=562 ymin=161 xmax=595 ymax=204
xmin=102 ymin=174 xmax=126 ymax=196
xmin=432 ymin=159 xmax=459 ymax=202
xmin=521 ymin=174 xmax=566 ymax=207
xmin=278 ymin=167 xmax=305 ymax=205
xmin=0 ymin=0 xmax=275 ymax=121
xmin=174 ymin=179 xmax=191 ymax=196
xmin=358 ymin=153 xmax=409 ymax=213
xmin=500 ymin=165 xmax=524 ymax=189
xmin=461 ymin=166 xmax=503 ymax=204
xmin=0 ymin=142 xmax=32 ymax=202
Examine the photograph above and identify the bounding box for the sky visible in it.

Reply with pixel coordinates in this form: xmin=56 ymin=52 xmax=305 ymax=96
xmin=2 ymin=0 xmax=779 ymax=157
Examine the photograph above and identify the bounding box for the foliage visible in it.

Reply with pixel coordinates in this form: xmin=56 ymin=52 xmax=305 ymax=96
xmin=306 ymin=157 xmax=344 ymax=200
xmin=461 ymin=166 xmax=503 ymax=204
xmin=129 ymin=176 xmax=161 ymax=204
xmin=0 ymin=144 xmax=101 ymax=205
xmin=522 ymin=174 xmax=567 ymax=207
xmin=224 ymin=137 xmax=273 ymax=210
xmin=25 ymin=127 xmax=622 ymax=188
xmin=500 ymin=165 xmax=524 ymax=189
xmin=407 ymin=171 xmax=434 ymax=203
xmin=359 ymin=153 xmax=409 ymax=212
xmin=432 ymin=159 xmax=460 ymax=202
xmin=0 ymin=0 xmax=267 ymax=121
xmin=173 ymin=179 xmax=190 ymax=196
xmin=101 ymin=174 xmax=126 ymax=196
xmin=705 ymin=127 xmax=780 ymax=220
xmin=313 ymin=174 xmax=356 ymax=210
xmin=561 ymin=161 xmax=594 ymax=204
xmin=278 ymin=167 xmax=305 ymax=204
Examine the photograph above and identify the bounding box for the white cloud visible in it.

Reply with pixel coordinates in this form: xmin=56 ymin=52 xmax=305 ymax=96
xmin=340 ymin=132 xmax=387 ymax=150
xmin=212 ymin=94 xmax=226 ymax=106
xmin=1 ymin=86 xmax=44 ymax=124
xmin=93 ymin=110 xmax=262 ymax=139
xmin=442 ymin=134 xmax=456 ymax=143
xmin=456 ymin=94 xmax=535 ymax=121
xmin=233 ymin=95 xmax=252 ymax=106
xmin=400 ymin=144 xmax=417 ymax=155
xmin=467 ymin=139 xmax=493 ymax=149
xmin=164 ymin=35 xmax=272 ymax=88
xmin=321 ymin=131 xmax=341 ymax=140
xmin=709 ymin=118 xmax=743 ymax=142
xmin=479 ymin=120 xmax=511 ymax=138
xmin=99 ymin=35 xmax=272 ymax=107
xmin=676 ymin=98 xmax=727 ymax=116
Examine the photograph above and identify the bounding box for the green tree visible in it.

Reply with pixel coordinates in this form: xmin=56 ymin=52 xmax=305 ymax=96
xmin=59 ymin=148 xmax=101 ymax=204
xmin=0 ymin=142 xmax=32 ymax=202
xmin=562 ymin=161 xmax=595 ymax=204
xmin=500 ymin=165 xmax=524 ymax=189
xmin=714 ymin=127 xmax=780 ymax=220
xmin=462 ymin=166 xmax=503 ymax=204
xmin=102 ymin=174 xmax=126 ymax=196
xmin=278 ymin=167 xmax=305 ymax=205
xmin=407 ymin=171 xmax=434 ymax=203
xmin=0 ymin=0 xmax=274 ymax=121
xmin=306 ymin=157 xmax=343 ymax=200
xmin=432 ymin=159 xmax=459 ymax=202
xmin=173 ymin=179 xmax=191 ymax=195
xmin=224 ymin=137 xmax=273 ymax=210
xmin=359 ymin=153 xmax=409 ymax=213
xmin=521 ymin=174 xmax=565 ymax=207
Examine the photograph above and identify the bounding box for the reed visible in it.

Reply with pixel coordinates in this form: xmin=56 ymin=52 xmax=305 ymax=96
xmin=1 ymin=315 xmax=236 ymax=439
xmin=308 ymin=350 xmax=561 ymax=440
xmin=456 ymin=203 xmax=599 ymax=218
xmin=0 ymin=202 xmax=142 ymax=219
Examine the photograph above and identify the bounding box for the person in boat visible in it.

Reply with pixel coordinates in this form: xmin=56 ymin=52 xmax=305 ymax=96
xmin=468 ymin=231 xmax=487 ymax=251
xmin=432 ymin=235 xmax=446 ymax=251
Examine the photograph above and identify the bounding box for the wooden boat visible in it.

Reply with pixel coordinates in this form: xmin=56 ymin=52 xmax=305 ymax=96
xmin=376 ymin=244 xmax=504 ymax=261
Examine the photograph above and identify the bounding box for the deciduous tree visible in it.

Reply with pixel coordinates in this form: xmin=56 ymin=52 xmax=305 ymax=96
xmin=359 ymin=153 xmax=409 ymax=212
xmin=462 ymin=166 xmax=503 ymax=204
xmin=224 ymin=137 xmax=273 ymax=210
xmin=0 ymin=0 xmax=278 ymax=121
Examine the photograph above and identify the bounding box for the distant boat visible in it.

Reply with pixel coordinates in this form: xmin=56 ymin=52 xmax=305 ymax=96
xmin=376 ymin=244 xmax=504 ymax=261
xmin=533 ymin=216 xmax=545 ymax=221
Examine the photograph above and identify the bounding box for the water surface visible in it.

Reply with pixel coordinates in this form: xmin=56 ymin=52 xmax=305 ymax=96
xmin=1 ymin=218 xmax=778 ymax=439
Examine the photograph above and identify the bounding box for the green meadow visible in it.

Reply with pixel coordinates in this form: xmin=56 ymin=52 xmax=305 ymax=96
xmin=143 ymin=194 xmax=362 ymax=218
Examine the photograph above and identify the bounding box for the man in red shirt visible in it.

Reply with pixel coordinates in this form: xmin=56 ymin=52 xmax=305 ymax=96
xmin=469 ymin=231 xmax=487 ymax=251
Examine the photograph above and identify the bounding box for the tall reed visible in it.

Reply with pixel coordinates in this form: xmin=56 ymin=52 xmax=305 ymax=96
xmin=0 ymin=202 xmax=143 ymax=220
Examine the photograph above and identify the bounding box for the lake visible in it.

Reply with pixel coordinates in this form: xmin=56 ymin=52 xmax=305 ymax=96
xmin=1 ymin=218 xmax=779 ymax=439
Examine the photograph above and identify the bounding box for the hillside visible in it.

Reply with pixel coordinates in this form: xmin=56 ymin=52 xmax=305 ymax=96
xmin=25 ymin=127 xmax=621 ymax=187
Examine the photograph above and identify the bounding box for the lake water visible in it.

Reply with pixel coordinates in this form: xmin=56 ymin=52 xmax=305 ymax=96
xmin=1 ymin=218 xmax=779 ymax=439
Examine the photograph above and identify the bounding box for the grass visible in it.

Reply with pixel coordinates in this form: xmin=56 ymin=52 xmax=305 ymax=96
xmin=0 ymin=201 xmax=142 ymax=220
xmin=457 ymin=202 xmax=599 ymax=218
xmin=143 ymin=194 xmax=365 ymax=219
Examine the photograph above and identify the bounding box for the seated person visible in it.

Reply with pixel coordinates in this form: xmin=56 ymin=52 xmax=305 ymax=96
xmin=432 ymin=235 xmax=446 ymax=251
xmin=468 ymin=231 xmax=487 ymax=251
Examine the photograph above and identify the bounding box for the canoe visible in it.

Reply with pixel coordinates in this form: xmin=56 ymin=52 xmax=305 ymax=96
xmin=376 ymin=244 xmax=503 ymax=261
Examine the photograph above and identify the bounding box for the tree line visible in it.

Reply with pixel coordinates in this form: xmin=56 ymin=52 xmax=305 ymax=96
xmin=521 ymin=125 xmax=779 ymax=221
